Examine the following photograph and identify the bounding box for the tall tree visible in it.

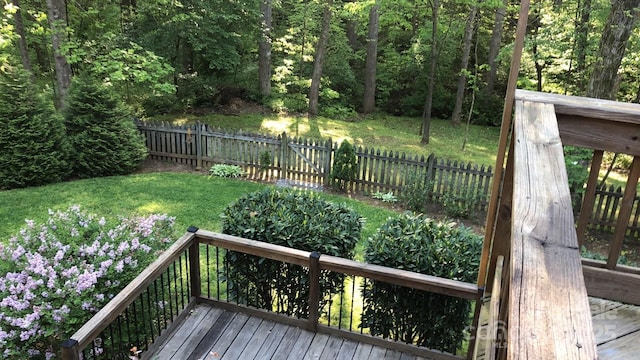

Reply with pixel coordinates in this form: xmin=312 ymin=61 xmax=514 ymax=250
xmin=309 ymin=0 xmax=334 ymax=116
xmin=421 ymin=0 xmax=440 ymax=144
xmin=586 ymin=0 xmax=640 ymax=99
xmin=45 ymin=0 xmax=72 ymax=106
xmin=363 ymin=1 xmax=380 ymax=114
xmin=450 ymin=2 xmax=479 ymax=126
xmin=485 ymin=0 xmax=506 ymax=94
xmin=259 ymin=0 xmax=273 ymax=98
xmin=574 ymin=0 xmax=592 ymax=75
xmin=12 ymin=0 xmax=33 ymax=75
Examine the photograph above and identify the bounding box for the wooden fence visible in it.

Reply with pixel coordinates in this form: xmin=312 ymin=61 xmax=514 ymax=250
xmin=136 ymin=121 xmax=494 ymax=209
xmin=135 ymin=121 xmax=640 ymax=239
xmin=589 ymin=184 xmax=640 ymax=239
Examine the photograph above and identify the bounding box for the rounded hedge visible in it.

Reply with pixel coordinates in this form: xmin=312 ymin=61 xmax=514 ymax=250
xmin=361 ymin=212 xmax=482 ymax=353
xmin=221 ymin=188 xmax=363 ymax=317
xmin=0 ymin=67 xmax=70 ymax=190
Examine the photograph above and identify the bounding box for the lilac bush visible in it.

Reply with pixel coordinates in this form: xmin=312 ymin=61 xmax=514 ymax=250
xmin=0 ymin=205 xmax=175 ymax=359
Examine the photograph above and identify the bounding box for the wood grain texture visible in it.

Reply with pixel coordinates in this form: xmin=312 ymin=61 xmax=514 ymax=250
xmin=583 ymin=266 xmax=640 ymax=305
xmin=509 ymin=100 xmax=596 ymax=359
xmin=515 ymin=90 xmax=640 ymax=124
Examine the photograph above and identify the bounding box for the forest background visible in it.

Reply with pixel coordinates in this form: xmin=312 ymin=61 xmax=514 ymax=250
xmin=1 ymin=0 xmax=639 ymax=146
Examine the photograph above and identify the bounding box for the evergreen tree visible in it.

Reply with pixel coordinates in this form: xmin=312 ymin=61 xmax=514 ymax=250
xmin=0 ymin=66 xmax=70 ymax=190
xmin=63 ymin=75 xmax=147 ymax=178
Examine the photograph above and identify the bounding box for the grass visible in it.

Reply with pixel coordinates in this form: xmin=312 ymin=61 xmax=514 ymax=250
xmin=0 ymin=172 xmax=399 ymax=247
xmin=149 ymin=112 xmax=501 ymax=166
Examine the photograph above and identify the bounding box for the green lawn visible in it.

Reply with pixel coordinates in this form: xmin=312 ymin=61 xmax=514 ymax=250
xmin=150 ymin=113 xmax=501 ymax=166
xmin=0 ymin=172 xmax=399 ymax=249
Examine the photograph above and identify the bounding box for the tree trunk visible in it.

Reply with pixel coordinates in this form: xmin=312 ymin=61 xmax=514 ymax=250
xmin=421 ymin=0 xmax=439 ymax=144
xmin=586 ymin=0 xmax=640 ymax=100
xmin=46 ymin=0 xmax=72 ymax=107
xmin=12 ymin=0 xmax=33 ymax=75
xmin=345 ymin=0 xmax=358 ymax=51
xmin=485 ymin=0 xmax=505 ymax=94
xmin=363 ymin=2 xmax=379 ymax=114
xmin=575 ymin=0 xmax=591 ymax=72
xmin=450 ymin=4 xmax=478 ymax=126
xmin=259 ymin=0 xmax=273 ymax=98
xmin=308 ymin=0 xmax=333 ymax=116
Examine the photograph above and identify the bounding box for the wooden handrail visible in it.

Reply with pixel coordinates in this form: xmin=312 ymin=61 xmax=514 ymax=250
xmin=61 ymin=231 xmax=197 ymax=358
xmin=195 ymin=229 xmax=311 ymax=267
xmin=194 ymin=230 xmax=479 ymax=300
xmin=320 ymin=254 xmax=478 ymax=300
xmin=508 ymin=99 xmax=596 ymax=358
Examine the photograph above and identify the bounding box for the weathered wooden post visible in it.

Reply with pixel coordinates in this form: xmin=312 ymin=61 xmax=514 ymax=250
xmin=308 ymin=251 xmax=321 ymax=333
xmin=324 ymin=138 xmax=333 ymax=187
xmin=187 ymin=226 xmax=201 ymax=299
xmin=60 ymin=339 xmax=80 ymax=360
xmin=280 ymin=132 xmax=288 ymax=180
xmin=195 ymin=123 xmax=203 ymax=171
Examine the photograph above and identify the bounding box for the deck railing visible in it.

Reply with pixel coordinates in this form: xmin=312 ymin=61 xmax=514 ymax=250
xmin=61 ymin=228 xmax=481 ymax=360
xmin=479 ymin=89 xmax=640 ymax=359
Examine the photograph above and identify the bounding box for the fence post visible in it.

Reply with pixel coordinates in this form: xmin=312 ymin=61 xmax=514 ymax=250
xmin=60 ymin=339 xmax=80 ymax=360
xmin=195 ymin=123 xmax=203 ymax=171
xmin=280 ymin=132 xmax=288 ymax=180
xmin=187 ymin=226 xmax=201 ymax=299
xmin=308 ymin=251 xmax=321 ymax=333
xmin=324 ymin=139 xmax=333 ymax=187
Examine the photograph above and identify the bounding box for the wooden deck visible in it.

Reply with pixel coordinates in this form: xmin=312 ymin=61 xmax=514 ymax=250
xmin=147 ymin=304 xmax=431 ymax=360
xmin=591 ymin=297 xmax=640 ymax=359
xmin=146 ymin=298 xmax=640 ymax=360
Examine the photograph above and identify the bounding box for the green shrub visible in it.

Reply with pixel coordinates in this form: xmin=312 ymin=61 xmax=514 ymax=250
xmin=259 ymin=151 xmax=272 ymax=172
xmin=220 ymin=188 xmax=363 ymax=318
xmin=438 ymin=184 xmax=483 ymax=219
xmin=209 ymin=164 xmax=245 ymax=177
xmin=330 ymin=140 xmax=357 ymax=191
xmin=400 ymin=169 xmax=433 ymax=212
xmin=0 ymin=205 xmax=175 ymax=358
xmin=0 ymin=66 xmax=70 ymax=190
xmin=361 ymin=213 xmax=482 ymax=353
xmin=564 ymin=146 xmax=591 ymax=211
xmin=63 ymin=74 xmax=147 ymax=178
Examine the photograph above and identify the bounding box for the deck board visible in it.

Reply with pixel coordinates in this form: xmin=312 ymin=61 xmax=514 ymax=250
xmin=146 ymin=300 xmax=640 ymax=360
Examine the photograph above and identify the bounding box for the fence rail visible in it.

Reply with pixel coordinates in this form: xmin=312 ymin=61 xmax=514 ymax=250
xmin=137 ymin=121 xmax=493 ymax=210
xmin=137 ymin=121 xmax=639 ymax=239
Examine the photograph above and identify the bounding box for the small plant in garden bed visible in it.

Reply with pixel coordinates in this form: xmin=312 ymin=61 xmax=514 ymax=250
xmin=209 ymin=164 xmax=245 ymax=178
xmin=0 ymin=205 xmax=175 ymax=359
xmin=372 ymin=191 xmax=398 ymax=203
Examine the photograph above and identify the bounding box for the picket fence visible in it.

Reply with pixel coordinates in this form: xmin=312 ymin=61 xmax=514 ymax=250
xmin=135 ymin=121 xmax=640 ymax=240
xmin=136 ymin=121 xmax=493 ymax=209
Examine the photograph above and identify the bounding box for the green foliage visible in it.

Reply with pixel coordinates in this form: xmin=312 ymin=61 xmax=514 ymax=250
xmin=361 ymin=213 xmax=482 ymax=352
xmin=581 ymin=246 xmax=636 ymax=267
xmin=438 ymin=184 xmax=484 ymax=219
xmin=400 ymin=169 xmax=434 ymax=212
xmin=63 ymin=75 xmax=148 ymax=178
xmin=372 ymin=191 xmax=398 ymax=203
xmin=63 ymin=31 xmax=175 ymax=115
xmin=0 ymin=205 xmax=175 ymax=358
xmin=564 ymin=146 xmax=591 ymax=209
xmin=0 ymin=66 xmax=70 ymax=190
xmin=330 ymin=140 xmax=358 ymax=191
xmin=220 ymin=188 xmax=363 ymax=318
xmin=259 ymin=151 xmax=272 ymax=172
xmin=209 ymin=164 xmax=244 ymax=178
